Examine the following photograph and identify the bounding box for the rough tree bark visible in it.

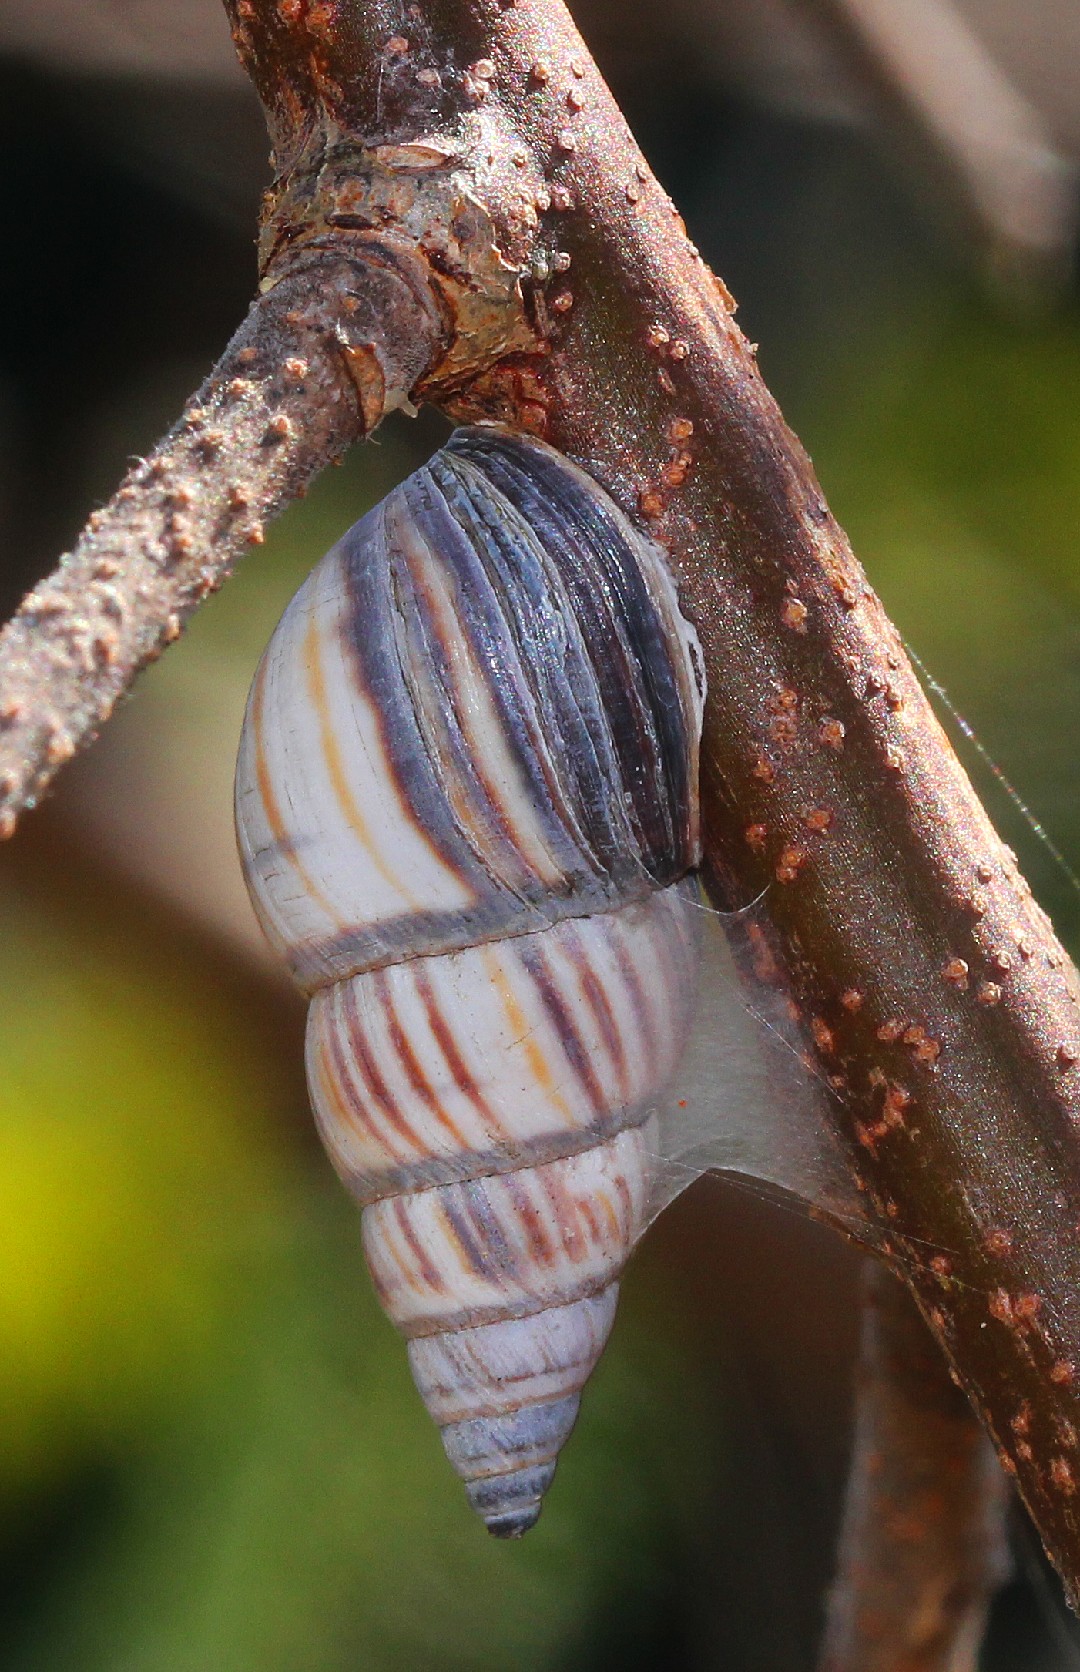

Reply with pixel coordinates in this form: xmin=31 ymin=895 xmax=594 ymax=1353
xmin=2 ymin=0 xmax=1080 ymax=1618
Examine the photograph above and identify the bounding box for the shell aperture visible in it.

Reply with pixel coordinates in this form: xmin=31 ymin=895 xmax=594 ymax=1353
xmin=235 ymin=427 xmax=704 ymax=1535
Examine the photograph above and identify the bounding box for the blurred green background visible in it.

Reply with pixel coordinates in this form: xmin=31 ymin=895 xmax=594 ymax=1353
xmin=2 ymin=5 xmax=1080 ymax=1669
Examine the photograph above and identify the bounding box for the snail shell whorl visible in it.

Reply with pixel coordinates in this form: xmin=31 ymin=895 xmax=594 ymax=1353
xmin=235 ymin=427 xmax=704 ymax=1535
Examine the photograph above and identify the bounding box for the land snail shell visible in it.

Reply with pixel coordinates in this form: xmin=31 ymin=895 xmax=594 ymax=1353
xmin=234 ymin=425 xmax=706 ymax=1537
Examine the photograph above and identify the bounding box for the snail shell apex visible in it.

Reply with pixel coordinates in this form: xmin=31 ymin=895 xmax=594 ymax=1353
xmin=235 ymin=427 xmax=705 ymax=1535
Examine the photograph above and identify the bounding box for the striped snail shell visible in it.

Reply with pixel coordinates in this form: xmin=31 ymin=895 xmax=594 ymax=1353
xmin=235 ymin=425 xmax=705 ymax=1536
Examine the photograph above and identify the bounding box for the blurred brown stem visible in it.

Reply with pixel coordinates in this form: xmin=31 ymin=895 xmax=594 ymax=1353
xmin=808 ymin=0 xmax=1076 ymax=286
xmin=3 ymin=0 xmax=1080 ymax=1608
xmin=819 ymin=1260 xmax=1011 ymax=1672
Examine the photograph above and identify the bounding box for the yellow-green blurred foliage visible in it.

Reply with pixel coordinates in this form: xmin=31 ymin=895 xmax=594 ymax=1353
xmin=808 ymin=297 xmax=1080 ymax=953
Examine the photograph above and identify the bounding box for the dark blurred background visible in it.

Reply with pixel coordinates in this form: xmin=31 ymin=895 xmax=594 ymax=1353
xmin=2 ymin=2 xmax=1080 ymax=1667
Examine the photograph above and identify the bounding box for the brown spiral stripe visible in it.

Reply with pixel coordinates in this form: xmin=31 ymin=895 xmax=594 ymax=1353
xmin=306 ymin=883 xmax=697 ymax=1206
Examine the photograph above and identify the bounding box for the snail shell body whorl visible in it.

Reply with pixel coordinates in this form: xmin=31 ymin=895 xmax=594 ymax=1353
xmin=235 ymin=427 xmax=704 ymax=1535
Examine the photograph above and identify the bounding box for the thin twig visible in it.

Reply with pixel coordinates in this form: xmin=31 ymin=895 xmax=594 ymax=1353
xmin=0 ymin=248 xmax=443 ymax=830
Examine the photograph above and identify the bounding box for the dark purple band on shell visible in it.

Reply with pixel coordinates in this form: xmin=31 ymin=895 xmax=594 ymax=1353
xmin=314 ymin=428 xmax=701 ymax=983
xmin=237 ymin=426 xmax=702 ymax=992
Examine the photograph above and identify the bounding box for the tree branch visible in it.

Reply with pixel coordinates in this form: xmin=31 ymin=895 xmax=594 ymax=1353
xmin=819 ymin=1260 xmax=1011 ymax=1671
xmin=4 ymin=0 xmax=1080 ymax=1604
xmin=0 ymin=248 xmax=444 ymax=830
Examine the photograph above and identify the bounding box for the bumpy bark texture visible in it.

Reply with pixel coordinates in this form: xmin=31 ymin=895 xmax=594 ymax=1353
xmin=0 ymin=250 xmax=444 ymax=827
xmin=2 ymin=0 xmax=1080 ymax=1609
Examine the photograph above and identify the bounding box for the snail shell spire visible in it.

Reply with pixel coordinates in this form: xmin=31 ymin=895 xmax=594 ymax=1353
xmin=235 ymin=426 xmax=704 ymax=1535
